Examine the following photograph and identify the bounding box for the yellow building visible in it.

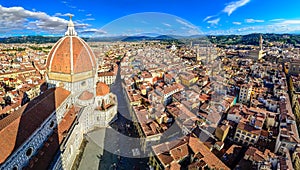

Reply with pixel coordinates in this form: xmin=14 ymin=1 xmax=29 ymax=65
xmin=289 ymin=75 xmax=300 ymax=123
xmin=292 ymin=148 xmax=300 ymax=170
xmin=215 ymin=124 xmax=230 ymax=142
xmin=179 ymin=72 xmax=198 ymax=87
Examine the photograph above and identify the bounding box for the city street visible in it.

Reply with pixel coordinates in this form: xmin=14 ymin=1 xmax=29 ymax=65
xmin=78 ymin=63 xmax=149 ymax=170
xmin=105 ymin=62 xmax=149 ymax=170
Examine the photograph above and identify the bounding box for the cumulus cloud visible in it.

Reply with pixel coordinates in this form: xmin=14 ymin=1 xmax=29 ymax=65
xmin=223 ymin=0 xmax=251 ymax=16
xmin=0 ymin=5 xmax=89 ymax=34
xmin=245 ymin=18 xmax=264 ymax=23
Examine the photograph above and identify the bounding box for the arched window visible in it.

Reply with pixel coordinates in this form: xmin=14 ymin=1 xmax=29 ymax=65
xmin=12 ymin=166 xmax=18 ymax=170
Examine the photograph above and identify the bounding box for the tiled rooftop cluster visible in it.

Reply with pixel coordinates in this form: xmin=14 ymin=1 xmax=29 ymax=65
xmin=1 ymin=35 xmax=300 ymax=169
xmin=91 ymin=42 xmax=121 ymax=85
xmin=0 ymin=43 xmax=50 ymax=120
xmin=98 ymin=40 xmax=300 ymax=169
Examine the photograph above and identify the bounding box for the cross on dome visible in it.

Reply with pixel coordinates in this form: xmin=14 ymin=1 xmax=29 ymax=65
xmin=65 ymin=14 xmax=77 ymax=36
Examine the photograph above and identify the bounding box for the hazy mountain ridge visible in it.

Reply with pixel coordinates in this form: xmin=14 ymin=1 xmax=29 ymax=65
xmin=1 ymin=34 xmax=300 ymax=45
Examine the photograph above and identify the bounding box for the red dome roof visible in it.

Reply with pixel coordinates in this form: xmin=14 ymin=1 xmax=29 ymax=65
xmin=96 ymin=82 xmax=110 ymax=96
xmin=46 ymin=36 xmax=96 ymax=74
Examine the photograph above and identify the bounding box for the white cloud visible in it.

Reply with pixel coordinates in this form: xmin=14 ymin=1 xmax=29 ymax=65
xmin=245 ymin=18 xmax=264 ymax=23
xmin=0 ymin=5 xmax=89 ymax=34
xmin=211 ymin=19 xmax=300 ymax=35
xmin=175 ymin=19 xmax=196 ymax=29
xmin=233 ymin=21 xmax=242 ymax=25
xmin=162 ymin=23 xmax=171 ymax=27
xmin=270 ymin=19 xmax=300 ymax=33
xmin=175 ymin=19 xmax=200 ymax=35
xmin=79 ymin=28 xmax=107 ymax=35
xmin=53 ymin=12 xmax=74 ymax=17
xmin=86 ymin=14 xmax=92 ymax=17
xmin=205 ymin=21 xmax=300 ymax=35
xmin=207 ymin=18 xmax=220 ymax=25
xmin=278 ymin=19 xmax=300 ymax=25
xmin=203 ymin=15 xmax=214 ymax=22
xmin=269 ymin=18 xmax=284 ymax=22
xmin=223 ymin=0 xmax=251 ymax=16
xmin=85 ymin=18 xmax=95 ymax=21
xmin=61 ymin=0 xmax=77 ymax=9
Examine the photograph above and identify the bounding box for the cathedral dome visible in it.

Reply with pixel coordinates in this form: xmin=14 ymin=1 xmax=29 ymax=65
xmin=46 ymin=16 xmax=97 ymax=82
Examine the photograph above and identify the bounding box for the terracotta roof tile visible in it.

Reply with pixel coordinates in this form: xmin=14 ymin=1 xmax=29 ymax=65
xmin=46 ymin=36 xmax=96 ymax=74
xmin=189 ymin=137 xmax=229 ymax=170
xmin=96 ymin=82 xmax=110 ymax=96
xmin=0 ymin=87 xmax=70 ymax=164
xmin=24 ymin=106 xmax=79 ymax=170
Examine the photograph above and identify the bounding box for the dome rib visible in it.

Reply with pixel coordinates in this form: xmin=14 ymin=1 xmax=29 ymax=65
xmin=47 ymin=37 xmax=66 ymax=73
xmin=70 ymin=36 xmax=74 ymax=74
xmin=79 ymin=38 xmax=96 ymax=68
xmin=46 ymin=36 xmax=96 ymax=74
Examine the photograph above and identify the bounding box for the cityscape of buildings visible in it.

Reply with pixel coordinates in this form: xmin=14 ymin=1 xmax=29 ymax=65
xmin=1 ymin=6 xmax=300 ymax=170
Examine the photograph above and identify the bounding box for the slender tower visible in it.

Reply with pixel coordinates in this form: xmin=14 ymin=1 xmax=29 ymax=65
xmin=259 ymin=34 xmax=263 ymax=51
xmin=258 ymin=34 xmax=264 ymax=60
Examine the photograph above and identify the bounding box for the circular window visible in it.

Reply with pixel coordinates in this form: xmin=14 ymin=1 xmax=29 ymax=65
xmin=26 ymin=147 xmax=33 ymax=157
xmin=50 ymin=121 xmax=55 ymax=128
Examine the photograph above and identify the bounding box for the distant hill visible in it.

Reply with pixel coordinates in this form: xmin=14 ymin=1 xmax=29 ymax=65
xmin=87 ymin=34 xmax=178 ymax=42
xmin=1 ymin=34 xmax=300 ymax=45
xmin=0 ymin=36 xmax=61 ymax=44
xmin=121 ymin=36 xmax=152 ymax=42
xmin=208 ymin=33 xmax=300 ymax=46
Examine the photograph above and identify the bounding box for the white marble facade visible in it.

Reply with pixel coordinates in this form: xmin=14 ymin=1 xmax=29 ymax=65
xmin=0 ymin=18 xmax=118 ymax=170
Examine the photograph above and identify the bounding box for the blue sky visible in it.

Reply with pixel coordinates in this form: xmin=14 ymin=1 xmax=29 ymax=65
xmin=1 ymin=0 xmax=300 ymax=36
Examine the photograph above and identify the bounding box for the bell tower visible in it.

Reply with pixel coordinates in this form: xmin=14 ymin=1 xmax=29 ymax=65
xmin=258 ymin=34 xmax=264 ymax=60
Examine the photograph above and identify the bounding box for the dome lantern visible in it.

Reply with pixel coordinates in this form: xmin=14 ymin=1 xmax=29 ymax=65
xmin=65 ymin=15 xmax=77 ymax=36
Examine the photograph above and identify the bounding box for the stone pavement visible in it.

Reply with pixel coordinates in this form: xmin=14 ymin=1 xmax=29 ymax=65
xmin=78 ymin=128 xmax=106 ymax=170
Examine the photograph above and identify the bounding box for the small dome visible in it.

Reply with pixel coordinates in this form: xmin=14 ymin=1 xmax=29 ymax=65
xmin=96 ymin=82 xmax=110 ymax=96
